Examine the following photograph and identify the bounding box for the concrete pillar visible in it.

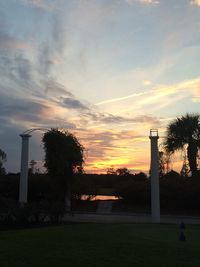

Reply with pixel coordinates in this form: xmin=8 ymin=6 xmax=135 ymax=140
xmin=149 ymin=129 xmax=160 ymax=223
xmin=19 ymin=134 xmax=31 ymax=204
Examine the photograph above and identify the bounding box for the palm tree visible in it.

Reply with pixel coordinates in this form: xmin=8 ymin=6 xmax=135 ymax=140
xmin=164 ymin=114 xmax=200 ymax=176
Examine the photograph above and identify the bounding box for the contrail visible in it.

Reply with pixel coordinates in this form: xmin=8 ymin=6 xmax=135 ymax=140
xmin=95 ymin=90 xmax=152 ymax=106
xmin=95 ymin=78 xmax=200 ymax=106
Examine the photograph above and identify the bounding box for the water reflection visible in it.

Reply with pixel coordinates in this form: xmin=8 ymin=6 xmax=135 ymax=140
xmin=81 ymin=195 xmax=119 ymax=201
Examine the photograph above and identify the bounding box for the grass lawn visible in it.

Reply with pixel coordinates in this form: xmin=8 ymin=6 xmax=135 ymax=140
xmin=0 ymin=223 xmax=200 ymax=267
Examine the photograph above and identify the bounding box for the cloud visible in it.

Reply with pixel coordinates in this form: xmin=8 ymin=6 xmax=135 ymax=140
xmin=15 ymin=55 xmax=32 ymax=81
xmin=143 ymin=80 xmax=152 ymax=86
xmin=62 ymin=98 xmax=90 ymax=110
xmin=0 ymin=9 xmax=68 ymax=98
xmin=78 ymin=128 xmax=150 ymax=173
xmin=125 ymin=0 xmax=159 ymax=5
xmin=95 ymin=78 xmax=200 ymax=116
xmin=37 ymin=15 xmax=66 ymax=76
xmin=0 ymin=55 xmax=34 ymax=95
xmin=0 ymin=91 xmax=78 ymax=131
xmin=68 ymin=0 xmax=118 ymax=33
xmin=192 ymin=97 xmax=200 ymax=102
xmin=43 ymin=79 xmax=73 ymax=98
xmin=86 ymin=112 xmax=160 ymax=126
xmin=0 ymin=12 xmax=87 ymax=130
xmin=190 ymin=0 xmax=200 ymax=7
xmin=0 ymin=27 xmax=30 ymax=51
xmin=0 ymin=94 xmax=49 ymax=124
xmin=0 ymin=20 xmax=34 ymax=90
xmin=96 ymin=91 xmax=150 ymax=106
xmin=21 ymin=0 xmax=61 ymax=11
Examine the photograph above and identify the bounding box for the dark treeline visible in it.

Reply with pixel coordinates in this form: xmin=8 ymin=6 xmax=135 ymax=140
xmin=1 ymin=171 xmax=200 ymax=215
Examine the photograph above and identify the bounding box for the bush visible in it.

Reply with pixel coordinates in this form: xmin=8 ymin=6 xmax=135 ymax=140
xmin=0 ymin=197 xmax=65 ymax=227
xmin=72 ymin=175 xmax=97 ymax=200
xmin=114 ymin=173 xmax=149 ymax=206
xmin=45 ymin=201 xmax=65 ymax=223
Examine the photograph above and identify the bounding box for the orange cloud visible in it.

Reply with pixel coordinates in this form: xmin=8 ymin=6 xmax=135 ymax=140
xmin=74 ymin=128 xmax=151 ymax=174
xmin=0 ymin=39 xmax=31 ymax=50
xmin=190 ymin=0 xmax=200 ymax=6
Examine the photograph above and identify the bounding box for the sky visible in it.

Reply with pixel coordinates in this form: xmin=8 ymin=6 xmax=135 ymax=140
xmin=0 ymin=0 xmax=200 ymax=174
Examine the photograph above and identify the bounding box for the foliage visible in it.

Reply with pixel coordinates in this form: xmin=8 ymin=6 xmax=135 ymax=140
xmin=158 ymin=151 xmax=171 ymax=177
xmin=42 ymin=129 xmax=84 ymax=200
xmin=106 ymin=167 xmax=116 ymax=175
xmin=0 ymin=173 xmax=50 ymax=201
xmin=0 ymin=195 xmax=17 ymax=225
xmin=29 ymin=160 xmax=37 ymax=174
xmin=0 ymin=174 xmax=19 ymax=200
xmin=164 ymin=113 xmax=200 ymax=176
xmin=71 ymin=175 xmax=97 ymax=200
xmin=116 ymin=167 xmax=131 ymax=176
xmin=107 ymin=167 xmax=132 ymax=176
xmin=160 ymin=171 xmax=200 ymax=213
xmin=180 ymin=150 xmax=190 ymax=177
xmin=1 ymin=171 xmax=200 ymax=215
xmin=0 ymin=197 xmax=65 ymax=226
xmin=0 ymin=148 xmax=6 ymax=175
xmin=28 ymin=174 xmax=50 ymax=201
xmin=114 ymin=172 xmax=149 ymax=206
xmin=45 ymin=201 xmax=65 ymax=223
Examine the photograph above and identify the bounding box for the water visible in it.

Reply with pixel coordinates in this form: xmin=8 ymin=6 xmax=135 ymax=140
xmin=80 ymin=195 xmax=119 ymax=201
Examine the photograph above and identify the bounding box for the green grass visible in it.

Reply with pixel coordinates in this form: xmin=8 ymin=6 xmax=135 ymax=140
xmin=0 ymin=223 xmax=200 ymax=267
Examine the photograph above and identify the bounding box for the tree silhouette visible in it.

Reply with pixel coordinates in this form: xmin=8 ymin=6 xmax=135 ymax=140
xmin=164 ymin=114 xmax=200 ymax=176
xmin=116 ymin=168 xmax=131 ymax=176
xmin=42 ymin=129 xmax=84 ymax=211
xmin=0 ymin=148 xmax=6 ymax=175
xmin=158 ymin=151 xmax=165 ymax=177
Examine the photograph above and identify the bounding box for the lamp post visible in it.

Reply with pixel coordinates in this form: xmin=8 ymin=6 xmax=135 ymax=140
xmin=149 ymin=129 xmax=160 ymax=223
xmin=19 ymin=134 xmax=31 ymax=204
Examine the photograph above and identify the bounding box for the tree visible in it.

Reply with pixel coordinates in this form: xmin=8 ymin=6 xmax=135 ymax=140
xmin=158 ymin=151 xmax=171 ymax=177
xmin=106 ymin=167 xmax=132 ymax=176
xmin=107 ymin=167 xmax=116 ymax=175
xmin=180 ymin=149 xmax=190 ymax=177
xmin=158 ymin=151 xmax=165 ymax=177
xmin=0 ymin=148 xmax=6 ymax=175
xmin=29 ymin=160 xmax=37 ymax=174
xmin=164 ymin=114 xmax=200 ymax=176
xmin=42 ymin=129 xmax=84 ymax=211
xmin=116 ymin=168 xmax=131 ymax=176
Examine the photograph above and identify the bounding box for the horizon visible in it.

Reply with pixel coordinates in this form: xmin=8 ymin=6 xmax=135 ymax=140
xmin=1 ymin=0 xmax=200 ymax=174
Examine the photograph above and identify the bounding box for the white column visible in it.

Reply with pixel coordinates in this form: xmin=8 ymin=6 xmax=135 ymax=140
xmin=19 ymin=134 xmax=31 ymax=204
xmin=149 ymin=129 xmax=160 ymax=223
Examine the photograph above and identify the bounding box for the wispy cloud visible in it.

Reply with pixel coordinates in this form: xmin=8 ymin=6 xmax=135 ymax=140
xmin=96 ymin=78 xmax=200 ymax=116
xmin=192 ymin=97 xmax=200 ymax=102
xmin=68 ymin=0 xmax=118 ymax=34
xmin=190 ymin=0 xmax=200 ymax=7
xmin=78 ymin=128 xmax=150 ymax=173
xmin=21 ymin=0 xmax=61 ymax=11
xmin=96 ymin=91 xmax=150 ymax=106
xmin=43 ymin=79 xmax=73 ymax=98
xmin=62 ymin=97 xmax=90 ymax=110
xmin=37 ymin=16 xmax=67 ymax=75
xmin=0 ymin=27 xmax=31 ymax=51
xmin=125 ymin=0 xmax=159 ymax=5
xmin=1 ymin=0 xmax=199 ymax=174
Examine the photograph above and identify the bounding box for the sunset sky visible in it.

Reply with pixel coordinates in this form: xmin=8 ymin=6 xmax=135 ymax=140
xmin=0 ymin=0 xmax=200 ymax=173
